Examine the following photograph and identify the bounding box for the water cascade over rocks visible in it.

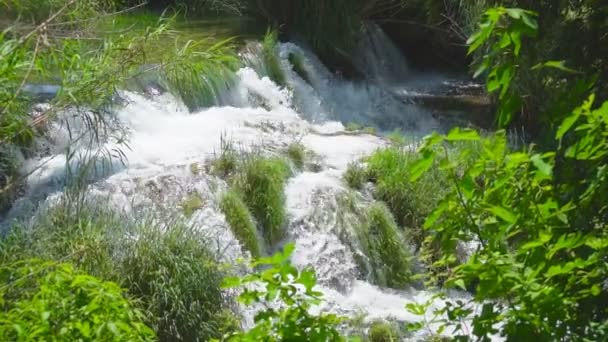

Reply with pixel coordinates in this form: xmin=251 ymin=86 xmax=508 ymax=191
xmin=2 ymin=34 xmax=476 ymax=339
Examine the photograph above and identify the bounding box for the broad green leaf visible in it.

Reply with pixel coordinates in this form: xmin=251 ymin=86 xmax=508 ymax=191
xmin=446 ymin=127 xmax=481 ymax=141
xmin=556 ymin=110 xmax=582 ymax=139
xmin=531 ymin=154 xmax=553 ymax=177
xmin=486 ymin=205 xmax=517 ymax=223
xmin=409 ymin=151 xmax=434 ymax=182
xmin=532 ymin=60 xmax=580 ymax=74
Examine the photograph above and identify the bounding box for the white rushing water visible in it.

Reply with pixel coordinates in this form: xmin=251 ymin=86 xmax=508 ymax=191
xmin=4 ymin=35 xmax=480 ymax=339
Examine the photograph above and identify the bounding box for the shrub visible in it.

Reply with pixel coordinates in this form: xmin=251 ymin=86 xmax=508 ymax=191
xmin=286 ymin=142 xmax=306 ymax=170
xmin=220 ymin=190 xmax=263 ymax=258
xmin=366 ymin=147 xmax=448 ymax=247
xmin=262 ymin=29 xmax=286 ymax=86
xmin=0 ymin=260 xmax=155 ymax=341
xmin=359 ymin=203 xmax=415 ymax=289
xmin=343 ymin=162 xmax=367 ymax=190
xmin=408 ymin=101 xmax=608 ymax=340
xmin=222 ymin=243 xmax=344 ymax=341
xmin=237 ymin=156 xmax=289 ymax=246
xmin=120 ymin=222 xmax=235 ymax=341
xmin=368 ymin=321 xmax=398 ymax=342
xmin=0 ymin=200 xmax=237 ymax=341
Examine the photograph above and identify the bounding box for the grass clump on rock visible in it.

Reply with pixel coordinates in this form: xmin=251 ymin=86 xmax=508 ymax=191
xmin=237 ymin=156 xmax=290 ymax=246
xmin=181 ymin=192 xmax=205 ymax=218
xmin=220 ymin=190 xmax=263 ymax=258
xmin=286 ymin=142 xmax=306 ymax=170
xmin=366 ymin=147 xmax=448 ymax=247
xmin=344 ymin=162 xmax=368 ymax=190
xmin=368 ymin=321 xmax=399 ymax=342
xmin=360 ymin=203 xmax=415 ymax=289
xmin=262 ymin=29 xmax=286 ymax=86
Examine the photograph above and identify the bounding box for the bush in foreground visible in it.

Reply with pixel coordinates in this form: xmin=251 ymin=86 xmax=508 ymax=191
xmin=0 ymin=260 xmax=154 ymax=341
xmin=0 ymin=200 xmax=235 ymax=341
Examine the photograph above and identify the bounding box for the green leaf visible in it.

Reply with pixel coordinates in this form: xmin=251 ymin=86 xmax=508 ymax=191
xmin=298 ymin=269 xmax=317 ymax=292
xmin=446 ymin=127 xmax=481 ymax=141
xmin=530 ymin=154 xmax=553 ymax=177
xmin=221 ymin=276 xmax=242 ymax=288
xmin=486 ymin=205 xmax=517 ymax=223
xmin=453 ymin=279 xmax=467 ymax=291
xmin=532 ymin=60 xmax=580 ymax=74
xmin=556 ymin=110 xmax=582 ymax=139
xmin=409 ymin=152 xmax=434 ymax=182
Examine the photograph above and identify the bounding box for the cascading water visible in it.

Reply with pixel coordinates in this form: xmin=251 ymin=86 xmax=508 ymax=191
xmin=2 ymin=35 xmax=479 ymax=339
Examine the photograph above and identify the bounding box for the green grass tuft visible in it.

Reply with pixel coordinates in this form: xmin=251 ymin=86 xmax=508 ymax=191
xmin=360 ymin=203 xmax=415 ymax=289
xmin=286 ymin=142 xmax=306 ymax=170
xmin=345 ymin=122 xmax=363 ymax=132
xmin=121 ymin=222 xmax=236 ymax=341
xmin=343 ymin=162 xmax=367 ymax=190
xmin=181 ymin=192 xmax=205 ymax=218
xmin=209 ymin=136 xmax=239 ymax=178
xmin=366 ymin=147 xmax=448 ymax=247
xmin=220 ymin=190 xmax=263 ymax=258
xmin=0 ymin=200 xmax=237 ymax=341
xmin=368 ymin=321 xmax=399 ymax=342
xmin=262 ymin=29 xmax=286 ymax=86
xmin=237 ymin=156 xmax=290 ymax=246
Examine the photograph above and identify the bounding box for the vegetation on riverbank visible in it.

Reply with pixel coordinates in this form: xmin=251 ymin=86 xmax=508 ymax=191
xmin=1 ymin=0 xmax=607 ymax=341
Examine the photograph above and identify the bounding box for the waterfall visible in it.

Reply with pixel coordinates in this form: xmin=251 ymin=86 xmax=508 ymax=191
xmin=2 ymin=37 xmax=474 ymax=339
xmin=353 ymin=22 xmax=410 ymax=84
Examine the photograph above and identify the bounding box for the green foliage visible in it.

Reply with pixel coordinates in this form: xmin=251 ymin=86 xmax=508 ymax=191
xmin=237 ymin=156 xmax=290 ymax=246
xmin=359 ymin=203 xmax=415 ymax=289
xmin=286 ymin=142 xmax=306 ymax=170
xmin=163 ymin=37 xmax=239 ymax=111
xmin=366 ymin=147 xmax=448 ymax=247
xmin=222 ymin=243 xmax=345 ymax=341
xmin=343 ymin=162 xmax=367 ymax=190
xmin=0 ymin=200 xmax=235 ymax=341
xmin=468 ymin=7 xmax=539 ymax=127
xmin=220 ymin=190 xmax=263 ymax=258
xmin=408 ymin=99 xmax=608 ymax=341
xmin=121 ymin=222 xmax=234 ymax=341
xmin=368 ymin=321 xmax=398 ymax=342
xmin=181 ymin=192 xmax=205 ymax=218
xmin=209 ymin=135 xmax=239 ymax=178
xmin=262 ymin=29 xmax=285 ymax=86
xmin=0 ymin=259 xmax=155 ymax=341
xmin=345 ymin=122 xmax=363 ymax=132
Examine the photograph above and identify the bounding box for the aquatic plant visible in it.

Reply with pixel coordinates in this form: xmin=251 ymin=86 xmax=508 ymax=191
xmin=181 ymin=192 xmax=205 ymax=218
xmin=366 ymin=146 xmax=448 ymax=247
xmin=220 ymin=190 xmax=263 ymax=258
xmin=262 ymin=29 xmax=286 ymax=86
xmin=237 ymin=155 xmax=290 ymax=246
xmin=343 ymin=162 xmax=368 ymax=190
xmin=361 ymin=203 xmax=415 ymax=288
xmin=286 ymin=142 xmax=306 ymax=170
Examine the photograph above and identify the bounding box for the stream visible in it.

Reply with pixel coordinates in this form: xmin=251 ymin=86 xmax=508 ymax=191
xmin=3 ymin=19 xmax=481 ymax=339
